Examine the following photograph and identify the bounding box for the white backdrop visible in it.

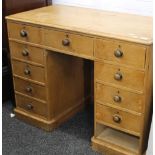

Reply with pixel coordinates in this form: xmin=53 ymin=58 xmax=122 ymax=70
xmin=52 ymin=0 xmax=153 ymax=16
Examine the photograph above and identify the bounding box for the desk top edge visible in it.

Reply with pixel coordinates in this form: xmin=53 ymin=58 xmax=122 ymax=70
xmin=6 ymin=5 xmax=153 ymax=45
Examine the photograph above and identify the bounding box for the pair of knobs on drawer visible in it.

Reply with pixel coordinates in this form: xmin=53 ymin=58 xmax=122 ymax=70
xmin=114 ymin=50 xmax=123 ymax=81
xmin=20 ymin=29 xmax=70 ymax=46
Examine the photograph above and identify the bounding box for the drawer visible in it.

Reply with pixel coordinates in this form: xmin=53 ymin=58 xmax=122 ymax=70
xmin=7 ymin=22 xmax=42 ymax=44
xmin=12 ymin=60 xmax=45 ymax=83
xmin=96 ymin=104 xmax=141 ymax=135
xmin=43 ymin=29 xmax=94 ymax=57
xmin=15 ymin=94 xmax=47 ymax=118
xmin=9 ymin=41 xmax=44 ymax=65
xmin=95 ymin=39 xmax=146 ymax=68
xmin=95 ymin=62 xmax=145 ymax=91
xmin=95 ymin=83 xmax=143 ymax=113
xmin=14 ymin=77 xmax=46 ymax=101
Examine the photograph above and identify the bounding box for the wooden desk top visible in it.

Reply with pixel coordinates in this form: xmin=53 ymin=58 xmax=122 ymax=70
xmin=6 ymin=5 xmax=153 ymax=44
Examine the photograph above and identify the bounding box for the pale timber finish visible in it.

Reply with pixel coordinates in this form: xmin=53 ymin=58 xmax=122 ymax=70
xmin=95 ymin=62 xmax=145 ymax=92
xmin=12 ymin=60 xmax=46 ymax=83
xmin=15 ymin=94 xmax=48 ymax=118
xmin=14 ymin=77 xmax=46 ymax=101
xmin=95 ymin=83 xmax=143 ymax=114
xmin=94 ymin=38 xmax=147 ymax=69
xmin=6 ymin=5 xmax=152 ymax=44
xmin=6 ymin=5 xmax=152 ymax=155
xmin=96 ymin=103 xmax=142 ymax=136
xmin=9 ymin=41 xmax=45 ymax=66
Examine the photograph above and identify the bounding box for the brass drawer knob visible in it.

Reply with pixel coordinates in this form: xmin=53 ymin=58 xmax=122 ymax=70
xmin=24 ymin=69 xmax=31 ymax=75
xmin=26 ymin=86 xmax=32 ymax=92
xmin=26 ymin=104 xmax=33 ymax=110
xmin=113 ymin=114 xmax=121 ymax=123
xmin=114 ymin=72 xmax=122 ymax=81
xmin=62 ymin=39 xmax=70 ymax=46
xmin=20 ymin=30 xmax=27 ymax=37
xmin=114 ymin=49 xmax=123 ymax=58
xmin=113 ymin=95 xmax=121 ymax=102
xmin=22 ymin=49 xmax=29 ymax=56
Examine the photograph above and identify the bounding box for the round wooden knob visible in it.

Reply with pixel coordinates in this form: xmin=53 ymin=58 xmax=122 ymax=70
xmin=62 ymin=39 xmax=70 ymax=46
xmin=114 ymin=49 xmax=123 ymax=58
xmin=24 ymin=69 xmax=31 ymax=75
xmin=20 ymin=30 xmax=27 ymax=37
xmin=26 ymin=104 xmax=33 ymax=110
xmin=22 ymin=49 xmax=29 ymax=56
xmin=113 ymin=95 xmax=121 ymax=102
xmin=113 ymin=115 xmax=121 ymax=123
xmin=26 ymin=86 xmax=32 ymax=92
xmin=114 ymin=72 xmax=122 ymax=81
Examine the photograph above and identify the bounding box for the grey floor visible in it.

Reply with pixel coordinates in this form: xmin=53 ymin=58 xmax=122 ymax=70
xmin=2 ymin=101 xmax=100 ymax=155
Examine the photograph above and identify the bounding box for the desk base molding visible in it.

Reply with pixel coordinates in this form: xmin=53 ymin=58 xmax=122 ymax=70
xmin=91 ymin=137 xmax=146 ymax=155
xmin=14 ymin=102 xmax=84 ymax=131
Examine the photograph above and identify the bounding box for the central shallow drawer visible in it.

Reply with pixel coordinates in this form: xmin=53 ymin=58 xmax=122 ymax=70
xmin=96 ymin=103 xmax=141 ymax=135
xmin=10 ymin=41 xmax=45 ymax=65
xmin=7 ymin=22 xmax=42 ymax=44
xmin=12 ymin=60 xmax=45 ymax=84
xmin=95 ymin=83 xmax=143 ymax=113
xmin=15 ymin=94 xmax=47 ymax=118
xmin=94 ymin=38 xmax=146 ymax=68
xmin=14 ymin=77 xmax=46 ymax=101
xmin=43 ymin=28 xmax=94 ymax=57
xmin=95 ymin=62 xmax=145 ymax=91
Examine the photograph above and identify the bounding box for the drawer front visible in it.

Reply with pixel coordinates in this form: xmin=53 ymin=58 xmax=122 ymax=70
xmin=15 ymin=94 xmax=47 ymax=118
xmin=7 ymin=22 xmax=42 ymax=44
xmin=95 ymin=38 xmax=146 ymax=68
xmin=43 ymin=29 xmax=94 ymax=57
xmin=12 ymin=60 xmax=45 ymax=83
xmin=95 ymin=62 xmax=145 ymax=91
xmin=96 ymin=104 xmax=141 ymax=134
xmin=14 ymin=77 xmax=46 ymax=101
xmin=95 ymin=83 xmax=143 ymax=113
xmin=9 ymin=41 xmax=44 ymax=65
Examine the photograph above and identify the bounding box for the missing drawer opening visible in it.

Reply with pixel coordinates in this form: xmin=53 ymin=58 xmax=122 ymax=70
xmin=95 ymin=123 xmax=140 ymax=153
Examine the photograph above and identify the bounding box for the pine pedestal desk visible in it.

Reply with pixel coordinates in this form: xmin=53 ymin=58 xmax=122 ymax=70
xmin=6 ymin=5 xmax=152 ymax=155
